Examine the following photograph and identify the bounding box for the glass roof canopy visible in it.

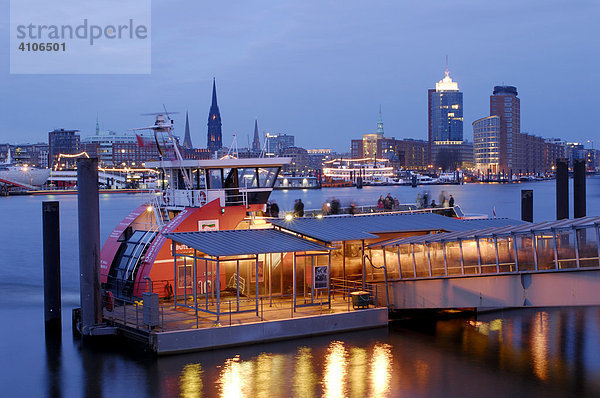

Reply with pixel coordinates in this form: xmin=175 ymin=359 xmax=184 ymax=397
xmin=363 ymin=216 xmax=600 ymax=280
xmin=164 ymin=229 xmax=330 ymax=257
xmin=371 ymin=216 xmax=600 ymax=249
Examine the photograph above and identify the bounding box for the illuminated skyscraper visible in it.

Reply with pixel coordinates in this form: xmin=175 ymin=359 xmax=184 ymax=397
xmin=428 ymin=70 xmax=463 ymax=143
xmin=428 ymin=69 xmax=466 ymax=169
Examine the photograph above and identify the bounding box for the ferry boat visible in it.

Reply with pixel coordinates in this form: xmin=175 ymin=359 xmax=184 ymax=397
xmin=322 ymin=158 xmax=395 ymax=185
xmin=100 ymin=114 xmax=290 ymax=300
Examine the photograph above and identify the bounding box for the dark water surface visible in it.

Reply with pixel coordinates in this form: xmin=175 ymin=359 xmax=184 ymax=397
xmin=1 ymin=179 xmax=600 ymax=397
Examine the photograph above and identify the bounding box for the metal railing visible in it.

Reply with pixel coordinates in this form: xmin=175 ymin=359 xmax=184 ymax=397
xmin=331 ymin=278 xmax=381 ymax=305
xmin=302 ymin=205 xmax=460 ymax=218
xmin=161 ymin=186 xmax=251 ymax=208
xmin=166 ymin=189 xmax=209 ymax=208
xmin=102 ymin=283 xmax=382 ymax=332
xmin=103 ymin=296 xmax=165 ymax=331
xmin=102 ymin=274 xmax=174 ymax=300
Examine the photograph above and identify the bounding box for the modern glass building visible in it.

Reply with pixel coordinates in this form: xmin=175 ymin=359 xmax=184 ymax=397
xmin=265 ymin=133 xmax=295 ymax=156
xmin=428 ymin=71 xmax=463 ymax=143
xmin=428 ymin=70 xmax=464 ymax=168
xmin=473 ymin=115 xmax=501 ymax=173
xmin=48 ymin=128 xmax=80 ymax=168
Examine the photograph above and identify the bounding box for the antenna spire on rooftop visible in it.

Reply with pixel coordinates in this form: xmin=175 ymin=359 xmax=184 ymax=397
xmin=445 ymin=55 xmax=448 ymax=73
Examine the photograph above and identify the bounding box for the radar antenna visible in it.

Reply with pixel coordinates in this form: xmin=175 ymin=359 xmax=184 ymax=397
xmin=130 ymin=106 xmax=192 ymax=190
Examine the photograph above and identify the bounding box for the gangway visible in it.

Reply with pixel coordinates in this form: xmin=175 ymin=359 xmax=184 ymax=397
xmin=48 ymin=170 xmax=128 ymax=187
xmin=367 ymin=216 xmax=600 ymax=310
xmin=0 ymin=176 xmax=37 ymax=190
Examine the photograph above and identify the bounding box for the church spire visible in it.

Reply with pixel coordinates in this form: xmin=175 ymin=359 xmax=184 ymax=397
xmin=207 ymin=78 xmax=223 ymax=152
xmin=211 ymin=77 xmax=218 ymax=108
xmin=252 ymin=119 xmax=261 ymax=151
xmin=183 ymin=111 xmax=193 ymax=149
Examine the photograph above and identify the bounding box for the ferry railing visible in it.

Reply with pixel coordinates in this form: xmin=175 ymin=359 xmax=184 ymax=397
xmin=303 ymin=205 xmax=460 ymax=218
xmin=162 ymin=186 xmax=250 ymax=208
xmin=149 ymin=191 xmax=168 ymax=228
xmin=165 ymin=189 xmax=209 ymax=208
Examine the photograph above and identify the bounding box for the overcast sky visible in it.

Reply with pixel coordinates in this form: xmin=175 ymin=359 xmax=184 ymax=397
xmin=0 ymin=0 xmax=598 ymax=151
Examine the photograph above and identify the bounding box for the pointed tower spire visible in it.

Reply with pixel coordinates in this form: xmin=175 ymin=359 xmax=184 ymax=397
xmin=183 ymin=111 xmax=193 ymax=149
xmin=95 ymin=114 xmax=100 ymax=136
xmin=376 ymin=105 xmax=384 ymax=135
xmin=211 ymin=77 xmax=218 ymax=107
xmin=207 ymin=78 xmax=223 ymax=152
xmin=252 ymin=119 xmax=261 ymax=151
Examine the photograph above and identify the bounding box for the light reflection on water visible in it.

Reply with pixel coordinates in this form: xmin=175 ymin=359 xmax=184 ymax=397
xmin=349 ymin=347 xmax=367 ymax=397
xmin=323 ymin=341 xmax=348 ymax=398
xmin=294 ymin=347 xmax=316 ymax=398
xmin=184 ymin=340 xmax=393 ymax=398
xmin=530 ymin=311 xmax=550 ymax=381
xmin=369 ymin=343 xmax=392 ymax=397
xmin=216 ymin=356 xmax=251 ymax=397
xmin=175 ymin=310 xmax=598 ymax=397
xmin=179 ymin=363 xmax=203 ymax=398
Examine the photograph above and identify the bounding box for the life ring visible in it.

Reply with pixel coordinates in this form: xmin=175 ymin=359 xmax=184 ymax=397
xmin=103 ymin=291 xmax=115 ymax=312
xmin=199 ymin=190 xmax=206 ymax=203
xmin=162 ymin=190 xmax=169 ymax=205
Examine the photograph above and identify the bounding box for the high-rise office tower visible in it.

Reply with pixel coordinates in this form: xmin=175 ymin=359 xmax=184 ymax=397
xmin=428 ymin=70 xmax=463 ymax=142
xmin=428 ymin=69 xmax=465 ymax=168
xmin=207 ymin=78 xmax=223 ymax=152
xmin=490 ymin=85 xmax=520 ymax=171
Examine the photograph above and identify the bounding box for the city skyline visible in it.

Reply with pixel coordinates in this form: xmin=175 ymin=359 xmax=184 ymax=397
xmin=1 ymin=1 xmax=598 ymax=151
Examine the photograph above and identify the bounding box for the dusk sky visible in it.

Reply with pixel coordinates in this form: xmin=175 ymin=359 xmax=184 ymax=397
xmin=1 ymin=0 xmax=598 ymax=152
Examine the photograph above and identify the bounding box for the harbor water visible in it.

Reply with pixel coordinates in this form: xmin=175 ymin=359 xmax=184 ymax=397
xmin=1 ymin=179 xmax=600 ymax=397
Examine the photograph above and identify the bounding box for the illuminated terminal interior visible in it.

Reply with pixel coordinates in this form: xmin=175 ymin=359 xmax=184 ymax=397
xmin=368 ymin=216 xmax=600 ymax=279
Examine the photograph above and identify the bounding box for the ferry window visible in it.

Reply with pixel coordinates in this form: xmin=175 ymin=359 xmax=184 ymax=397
xmin=223 ymin=168 xmax=238 ymax=189
xmin=192 ymin=169 xmax=206 ymax=189
xmin=208 ymin=169 xmax=222 ymax=189
xmin=123 ymin=243 xmax=137 ymax=256
xmin=176 ymin=170 xmax=187 ymax=189
xmin=258 ymin=167 xmax=279 ymax=187
xmin=237 ymin=168 xmax=258 ymax=188
xmin=128 ymin=230 xmax=146 ymax=243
